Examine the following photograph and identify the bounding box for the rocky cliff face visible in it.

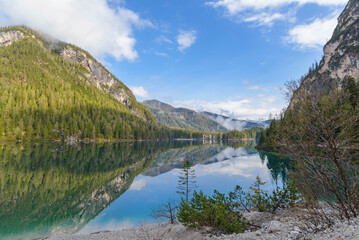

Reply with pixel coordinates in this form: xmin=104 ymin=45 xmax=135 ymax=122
xmin=60 ymin=45 xmax=144 ymax=119
xmin=289 ymin=0 xmax=359 ymax=109
xmin=0 ymin=30 xmax=25 ymax=47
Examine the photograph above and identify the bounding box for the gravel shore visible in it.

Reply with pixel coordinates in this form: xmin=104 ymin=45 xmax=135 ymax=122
xmin=49 ymin=209 xmax=359 ymax=240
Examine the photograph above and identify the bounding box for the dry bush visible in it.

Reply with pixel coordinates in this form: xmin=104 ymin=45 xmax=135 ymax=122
xmin=134 ymin=223 xmax=172 ymax=240
xmin=275 ymin=90 xmax=359 ymax=220
xmin=150 ymin=200 xmax=178 ymax=224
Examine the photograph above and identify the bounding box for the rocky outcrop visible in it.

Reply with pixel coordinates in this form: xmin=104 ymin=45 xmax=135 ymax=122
xmin=289 ymin=0 xmax=359 ymax=109
xmin=0 ymin=30 xmax=25 ymax=47
xmin=60 ymin=45 xmax=144 ymax=119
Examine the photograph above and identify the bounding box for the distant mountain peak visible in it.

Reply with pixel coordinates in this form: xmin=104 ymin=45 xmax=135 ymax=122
xmin=142 ymin=100 xmax=175 ymax=112
xmin=142 ymin=100 xmax=228 ymax=132
xmin=142 ymin=100 xmax=270 ymax=132
xmin=200 ymin=111 xmax=270 ymax=131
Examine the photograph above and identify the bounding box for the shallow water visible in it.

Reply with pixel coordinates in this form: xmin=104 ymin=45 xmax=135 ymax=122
xmin=0 ymin=141 xmax=293 ymax=239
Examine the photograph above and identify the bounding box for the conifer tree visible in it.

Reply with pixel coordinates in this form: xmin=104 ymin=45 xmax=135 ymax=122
xmin=177 ymin=160 xmax=197 ymax=202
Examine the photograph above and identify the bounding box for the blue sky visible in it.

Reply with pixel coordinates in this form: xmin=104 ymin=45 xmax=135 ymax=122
xmin=0 ymin=0 xmax=347 ymax=119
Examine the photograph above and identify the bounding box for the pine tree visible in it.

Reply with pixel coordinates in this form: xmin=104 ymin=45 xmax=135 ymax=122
xmin=177 ymin=160 xmax=197 ymax=202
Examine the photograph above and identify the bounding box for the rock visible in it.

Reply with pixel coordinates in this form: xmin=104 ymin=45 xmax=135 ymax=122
xmin=47 ymin=214 xmax=359 ymax=240
xmin=289 ymin=0 xmax=359 ymax=110
xmin=290 ymin=230 xmax=299 ymax=238
xmin=0 ymin=30 xmax=25 ymax=47
xmin=268 ymin=220 xmax=283 ymax=233
xmin=60 ymin=45 xmax=146 ymax=120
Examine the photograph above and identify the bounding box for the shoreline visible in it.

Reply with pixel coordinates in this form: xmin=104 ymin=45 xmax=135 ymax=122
xmin=49 ymin=208 xmax=359 ymax=240
xmin=0 ymin=138 xmax=254 ymax=144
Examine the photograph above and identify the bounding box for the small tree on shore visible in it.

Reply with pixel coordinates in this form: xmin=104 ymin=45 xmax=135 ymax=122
xmin=177 ymin=160 xmax=197 ymax=202
xmin=151 ymin=200 xmax=178 ymax=224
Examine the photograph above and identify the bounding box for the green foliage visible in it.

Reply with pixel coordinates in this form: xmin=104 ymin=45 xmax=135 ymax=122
xmin=343 ymin=76 xmax=359 ymax=108
xmin=259 ymin=77 xmax=359 ymax=156
xmin=222 ymin=127 xmax=263 ymax=140
xmin=258 ymin=130 xmax=266 ymax=147
xmin=259 ymin=77 xmax=359 ymax=219
xmin=177 ymin=190 xmax=249 ymax=234
xmin=244 ymin=177 xmax=301 ymax=213
xmin=177 ymin=177 xmax=301 ymax=234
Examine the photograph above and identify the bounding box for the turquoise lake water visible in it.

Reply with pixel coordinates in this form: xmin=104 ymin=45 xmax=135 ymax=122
xmin=0 ymin=141 xmax=293 ymax=239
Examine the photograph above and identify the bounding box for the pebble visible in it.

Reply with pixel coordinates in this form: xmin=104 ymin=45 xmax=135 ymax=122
xmin=48 ymin=212 xmax=359 ymax=240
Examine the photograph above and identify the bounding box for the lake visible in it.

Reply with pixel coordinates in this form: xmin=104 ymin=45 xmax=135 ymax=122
xmin=0 ymin=141 xmax=293 ymax=240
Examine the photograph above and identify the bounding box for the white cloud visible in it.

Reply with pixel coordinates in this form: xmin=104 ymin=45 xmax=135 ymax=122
xmin=143 ymin=49 xmax=168 ymax=57
xmin=129 ymin=86 xmax=149 ymax=98
xmin=206 ymin=0 xmax=346 ymax=26
xmin=193 ymin=149 xmax=270 ymax=178
xmin=242 ymin=80 xmax=250 ymax=84
xmin=173 ymin=97 xmax=284 ymax=120
xmin=129 ymin=178 xmax=149 ymax=191
xmin=244 ymin=12 xmax=285 ymax=26
xmin=287 ymin=15 xmax=338 ymax=49
xmin=0 ymin=0 xmax=152 ymax=61
xmin=247 ymin=85 xmax=260 ymax=90
xmin=207 ymin=0 xmax=346 ymax=14
xmin=154 ymin=51 xmax=168 ymax=57
xmin=177 ymin=30 xmax=197 ymax=52
xmin=156 ymin=35 xmax=173 ymax=44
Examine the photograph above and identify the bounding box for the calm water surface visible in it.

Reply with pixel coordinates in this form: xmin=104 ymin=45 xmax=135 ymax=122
xmin=0 ymin=141 xmax=293 ymax=240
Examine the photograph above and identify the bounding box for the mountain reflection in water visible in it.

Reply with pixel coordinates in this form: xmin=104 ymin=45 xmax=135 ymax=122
xmin=0 ymin=141 xmax=293 ymax=239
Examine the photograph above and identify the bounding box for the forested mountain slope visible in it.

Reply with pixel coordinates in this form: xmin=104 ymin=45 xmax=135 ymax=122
xmin=142 ymin=100 xmax=228 ymax=132
xmin=0 ymin=26 xmax=164 ymax=140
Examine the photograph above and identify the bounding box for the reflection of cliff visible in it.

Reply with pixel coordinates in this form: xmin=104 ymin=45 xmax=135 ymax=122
xmin=0 ymin=142 xmax=176 ymax=240
xmin=142 ymin=145 xmax=226 ymax=177
xmin=74 ymin=159 xmax=148 ymax=228
xmin=143 ymin=141 xmax=258 ymax=177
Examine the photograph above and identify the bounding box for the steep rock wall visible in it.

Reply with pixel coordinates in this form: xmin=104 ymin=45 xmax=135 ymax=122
xmin=289 ymin=0 xmax=359 ymax=109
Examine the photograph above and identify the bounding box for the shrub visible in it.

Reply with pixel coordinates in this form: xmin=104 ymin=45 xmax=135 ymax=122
xmin=177 ymin=190 xmax=249 ymax=234
xmin=177 ymin=177 xmax=301 ymax=234
xmin=244 ymin=176 xmax=301 ymax=213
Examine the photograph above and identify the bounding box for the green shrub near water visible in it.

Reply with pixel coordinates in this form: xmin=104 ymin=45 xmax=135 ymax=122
xmin=244 ymin=176 xmax=300 ymax=213
xmin=177 ymin=190 xmax=249 ymax=234
xmin=177 ymin=177 xmax=301 ymax=234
